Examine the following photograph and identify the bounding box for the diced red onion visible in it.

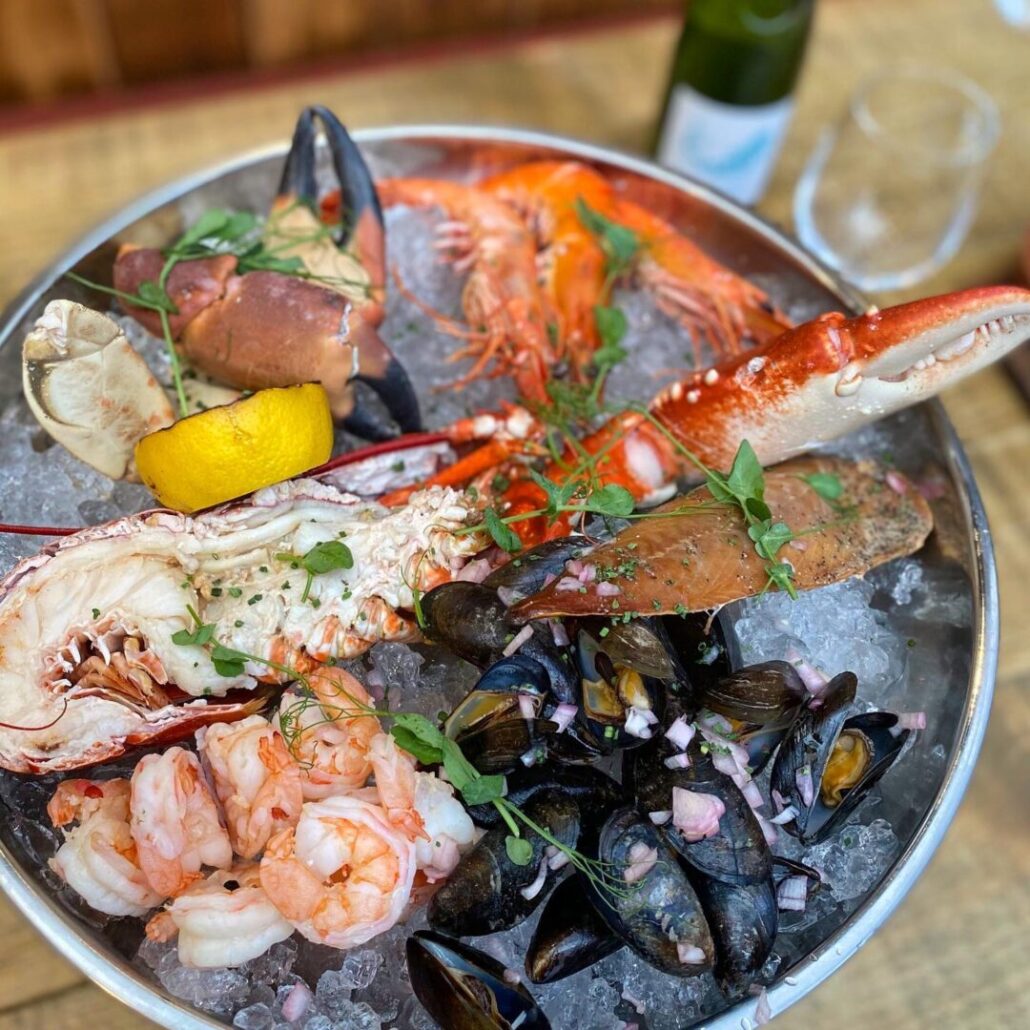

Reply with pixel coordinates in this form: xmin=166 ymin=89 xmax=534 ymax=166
xmin=366 ymin=668 xmax=385 ymax=689
xmin=711 ymin=751 xmax=742 ymax=781
xmin=753 ymin=987 xmax=772 ymax=1026
xmin=623 ymin=841 xmax=659 ymax=883
xmin=698 ymin=711 xmax=734 ymax=736
xmin=542 ymin=572 xmax=557 ymax=588
xmin=546 ymin=848 xmax=570 ymax=872
xmin=502 ymin=625 xmax=533 ymax=657
xmin=456 ymin=558 xmax=493 ymax=583
xmin=555 ymin=576 xmax=583 ymax=592
xmin=740 ymin=778 xmax=764 ymax=811
xmin=621 ymin=989 xmax=646 ymax=1015
xmin=769 ymin=805 xmax=798 ymax=825
xmin=917 ymin=476 xmax=948 ymax=501
xmin=551 ymin=703 xmax=578 ymax=733
xmin=756 ymin=811 xmax=779 ymax=846
xmin=785 ymin=645 xmax=830 ymax=695
xmin=771 ymin=788 xmax=786 ymax=814
xmin=281 ymin=982 xmax=312 ymax=1023
xmin=788 ymin=537 xmax=808 ymax=552
xmin=566 ymin=559 xmax=584 ymax=577
xmin=796 ymin=764 xmax=815 ymax=808
xmin=886 ymin=470 xmax=909 ymax=495
xmin=520 ymin=746 xmax=544 ymax=767
xmin=776 ymin=875 xmax=809 ymax=912
xmin=503 ymin=968 xmax=521 ymax=985
xmin=595 ymin=581 xmax=622 ymax=597
xmin=664 ymin=716 xmax=695 ymax=751
xmin=577 ymin=562 xmax=596 ymax=583
xmin=519 ymin=857 xmax=549 ymax=901
xmin=672 ymin=787 xmax=725 ymax=842
xmin=517 ymin=693 xmax=536 ymax=720
xmin=496 ymin=584 xmax=519 ymax=607
xmin=648 ymin=810 xmax=672 ymax=825
xmin=664 ymin=752 xmax=691 ymax=770
xmin=624 ymin=706 xmax=656 ymax=739
xmin=676 ymin=943 xmax=707 ymax=965
xmin=549 ymin=620 xmax=570 ymax=648
xmin=897 ymin=711 xmax=927 ymax=731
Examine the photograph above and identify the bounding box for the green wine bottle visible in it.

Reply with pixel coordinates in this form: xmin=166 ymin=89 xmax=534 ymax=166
xmin=653 ymin=0 xmax=814 ymax=205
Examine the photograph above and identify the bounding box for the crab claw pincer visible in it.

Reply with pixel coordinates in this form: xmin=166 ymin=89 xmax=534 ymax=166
xmin=113 ymin=106 xmax=420 ymax=440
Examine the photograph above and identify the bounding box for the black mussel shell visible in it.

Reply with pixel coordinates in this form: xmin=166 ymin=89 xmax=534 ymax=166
xmin=484 ymin=537 xmax=591 ymax=598
xmin=688 ymin=874 xmax=777 ymax=997
xmin=781 ymin=710 xmax=910 ymax=844
xmin=520 ymin=629 xmax=579 ymax=705
xmin=421 ymin=582 xmax=514 ymax=666
xmin=660 ymin=610 xmax=738 ymax=697
xmin=770 ymin=672 xmax=890 ymax=844
xmin=526 ymin=874 xmax=622 ymax=984
xmin=626 ymin=742 xmax=772 ymax=887
xmin=429 ymin=791 xmax=581 ymax=936
xmin=445 ymin=656 xmax=551 ymax=739
xmin=578 ymin=617 xmax=682 ymax=683
xmin=698 ymin=661 xmax=806 ymax=726
xmin=466 ymin=766 xmax=621 ymax=829
xmin=407 ymin=930 xmax=551 ymax=1030
xmin=584 ymin=807 xmax=714 ymax=977
xmin=456 ymin=717 xmax=559 ymax=776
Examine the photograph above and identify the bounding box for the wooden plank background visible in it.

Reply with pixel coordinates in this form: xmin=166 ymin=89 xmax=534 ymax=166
xmin=0 ymin=1 xmax=1027 ymax=1027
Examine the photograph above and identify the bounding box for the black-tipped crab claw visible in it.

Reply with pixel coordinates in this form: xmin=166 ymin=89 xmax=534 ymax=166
xmin=113 ymin=105 xmax=421 ymax=439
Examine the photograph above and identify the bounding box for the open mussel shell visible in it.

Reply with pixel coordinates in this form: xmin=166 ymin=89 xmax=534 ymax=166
xmin=688 ymin=874 xmax=777 ymax=998
xmin=466 ymin=766 xmax=621 ymax=829
xmin=421 ymin=582 xmax=514 ymax=666
xmin=627 ymin=741 xmax=772 ymax=887
xmin=660 ymin=610 xmax=738 ymax=697
xmin=484 ymin=537 xmax=591 ymax=598
xmin=428 ymin=791 xmax=581 ymax=936
xmin=584 ymin=807 xmax=714 ymax=977
xmin=526 ymin=873 xmax=622 ymax=984
xmin=407 ymin=930 xmax=551 ymax=1030
xmin=456 ymin=717 xmax=559 ymax=775
xmin=444 ymin=655 xmax=552 ymax=739
xmin=576 ymin=628 xmax=666 ymax=752
xmin=771 ymin=673 xmax=910 ymax=843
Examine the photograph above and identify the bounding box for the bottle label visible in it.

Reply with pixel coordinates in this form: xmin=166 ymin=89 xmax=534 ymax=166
xmin=656 ymin=84 xmax=795 ymax=205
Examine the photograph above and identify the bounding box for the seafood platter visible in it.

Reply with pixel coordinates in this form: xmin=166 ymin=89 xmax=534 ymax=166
xmin=0 ymin=112 xmax=1023 ymax=1029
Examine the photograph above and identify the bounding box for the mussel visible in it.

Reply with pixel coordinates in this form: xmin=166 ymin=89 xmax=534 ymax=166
xmin=407 ymin=930 xmax=551 ymax=1029
xmin=688 ymin=875 xmax=777 ymax=997
xmin=771 ymin=674 xmax=911 ymax=843
xmin=660 ymin=610 xmax=738 ymax=697
xmin=484 ymin=537 xmax=591 ymax=598
xmin=583 ymin=807 xmax=714 ymax=977
xmin=696 ymin=661 xmax=807 ymax=772
xmin=428 ymin=790 xmax=581 ymax=936
xmin=465 ymin=766 xmax=622 ymax=830
xmin=525 ymin=874 xmax=621 ymax=984
xmin=627 ymin=740 xmax=772 ymax=886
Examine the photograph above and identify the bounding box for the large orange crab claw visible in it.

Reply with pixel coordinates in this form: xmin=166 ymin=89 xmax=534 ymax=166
xmin=649 ymin=285 xmax=1030 ymax=471
xmin=114 ymin=106 xmax=420 ymax=441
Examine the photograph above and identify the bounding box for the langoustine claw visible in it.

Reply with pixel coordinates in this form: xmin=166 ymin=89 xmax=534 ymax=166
xmin=114 ymin=107 xmax=420 ymax=438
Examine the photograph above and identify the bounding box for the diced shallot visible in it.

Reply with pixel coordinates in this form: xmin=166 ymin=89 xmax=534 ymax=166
xmin=595 ymin=581 xmax=622 ymax=597
xmin=769 ymin=805 xmax=798 ymax=825
xmin=648 ymin=810 xmax=672 ymax=825
xmin=896 ymin=711 xmax=927 ymax=731
xmin=578 ymin=562 xmax=597 ymax=582
xmin=551 ymin=703 xmax=578 ymax=733
xmin=281 ymin=982 xmax=313 ymax=1023
xmin=664 ymin=752 xmax=691 ymax=770
xmin=502 ymin=625 xmax=534 ymax=657
xmin=886 ymin=470 xmax=909 ymax=495
xmin=676 ymin=943 xmax=707 ymax=965
xmin=785 ymin=646 xmax=829 ymax=695
xmin=771 ymin=788 xmax=787 ymax=814
xmin=546 ymin=846 xmax=570 ymax=872
xmin=796 ymin=764 xmax=815 ymax=808
xmin=555 ymin=576 xmax=584 ymax=592
xmin=566 ymin=559 xmax=584 ymax=577
xmin=753 ymin=987 xmax=772 ymax=1026
xmin=519 ymin=858 xmax=549 ymax=901
xmin=503 ymin=967 xmax=521 ymax=985
xmin=740 ymin=778 xmax=765 ymax=811
xmin=776 ymin=875 xmax=809 ymax=912
xmin=664 ymin=716 xmax=695 ymax=751
xmin=457 ymin=558 xmax=494 ymax=583
xmin=495 ymin=584 xmax=519 ymax=606
xmin=756 ymin=811 xmax=779 ymax=847
xmin=624 ymin=706 xmax=657 ymax=739
xmin=517 ymin=693 xmax=537 ymax=720
xmin=671 ymin=787 xmax=725 ymax=842
xmin=623 ymin=841 xmax=659 ymax=883
xmin=549 ymin=620 xmax=570 ymax=648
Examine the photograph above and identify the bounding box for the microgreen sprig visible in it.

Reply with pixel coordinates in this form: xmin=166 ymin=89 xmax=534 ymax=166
xmin=275 ymin=540 xmax=353 ymax=604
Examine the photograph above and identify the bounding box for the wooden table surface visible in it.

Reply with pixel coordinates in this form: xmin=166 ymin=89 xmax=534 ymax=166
xmin=0 ymin=1 xmax=1027 ymax=1027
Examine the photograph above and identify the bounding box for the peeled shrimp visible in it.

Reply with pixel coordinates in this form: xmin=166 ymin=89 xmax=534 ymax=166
xmin=259 ymin=794 xmax=415 ymax=948
xmin=197 ymin=716 xmax=303 ymax=859
xmin=369 ymin=732 xmax=476 ymax=882
xmin=145 ymin=864 xmax=293 ymax=968
xmin=277 ymin=665 xmax=381 ymax=800
xmin=129 ymin=747 xmax=233 ymax=897
xmin=48 ymin=778 xmax=164 ymax=917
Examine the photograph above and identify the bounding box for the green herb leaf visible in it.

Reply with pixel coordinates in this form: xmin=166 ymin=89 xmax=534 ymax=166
xmin=593 ymin=305 xmax=629 ymax=369
xmin=301 ymin=540 xmax=354 ymax=575
xmin=460 ymin=773 xmax=507 ymax=806
xmin=749 ymin=520 xmax=794 ymax=560
xmin=210 ymin=642 xmax=249 ymax=677
xmin=484 ymin=507 xmax=522 ymax=553
xmin=527 ymin=469 xmax=577 ymax=519
xmin=585 ymin=483 xmax=636 ymax=518
xmin=171 ymin=622 xmax=216 ymax=647
xmin=505 ymin=835 xmax=534 ymax=866
xmin=726 ymin=440 xmax=765 ymax=501
xmin=391 ymin=725 xmax=444 ymax=766
xmin=575 ymin=197 xmax=639 ymax=272
xmin=135 ymin=280 xmax=178 ymax=314
xmin=172 ymin=209 xmax=231 ymax=252
xmin=801 ymin=472 xmax=844 ymax=502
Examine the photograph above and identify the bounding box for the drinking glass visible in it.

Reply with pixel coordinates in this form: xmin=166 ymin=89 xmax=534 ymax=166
xmin=793 ymin=65 xmax=999 ymax=292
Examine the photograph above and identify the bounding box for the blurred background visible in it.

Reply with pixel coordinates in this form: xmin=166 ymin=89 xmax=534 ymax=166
xmin=0 ymin=1 xmax=1027 ymax=1028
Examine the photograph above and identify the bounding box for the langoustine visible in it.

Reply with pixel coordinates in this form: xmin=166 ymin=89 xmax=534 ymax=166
xmin=0 ymin=480 xmax=487 ymax=774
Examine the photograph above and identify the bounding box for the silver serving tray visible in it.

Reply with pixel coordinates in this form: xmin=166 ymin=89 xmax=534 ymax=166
xmin=0 ymin=127 xmax=999 ymax=1029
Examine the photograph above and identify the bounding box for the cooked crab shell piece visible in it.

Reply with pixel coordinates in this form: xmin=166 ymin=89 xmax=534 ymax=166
xmin=0 ymin=481 xmax=486 ymax=774
xmin=21 ymin=300 xmax=175 ymax=480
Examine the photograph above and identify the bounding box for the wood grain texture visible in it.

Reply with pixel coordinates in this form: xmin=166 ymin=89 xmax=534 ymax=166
xmin=0 ymin=1 xmax=1027 ymax=1026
